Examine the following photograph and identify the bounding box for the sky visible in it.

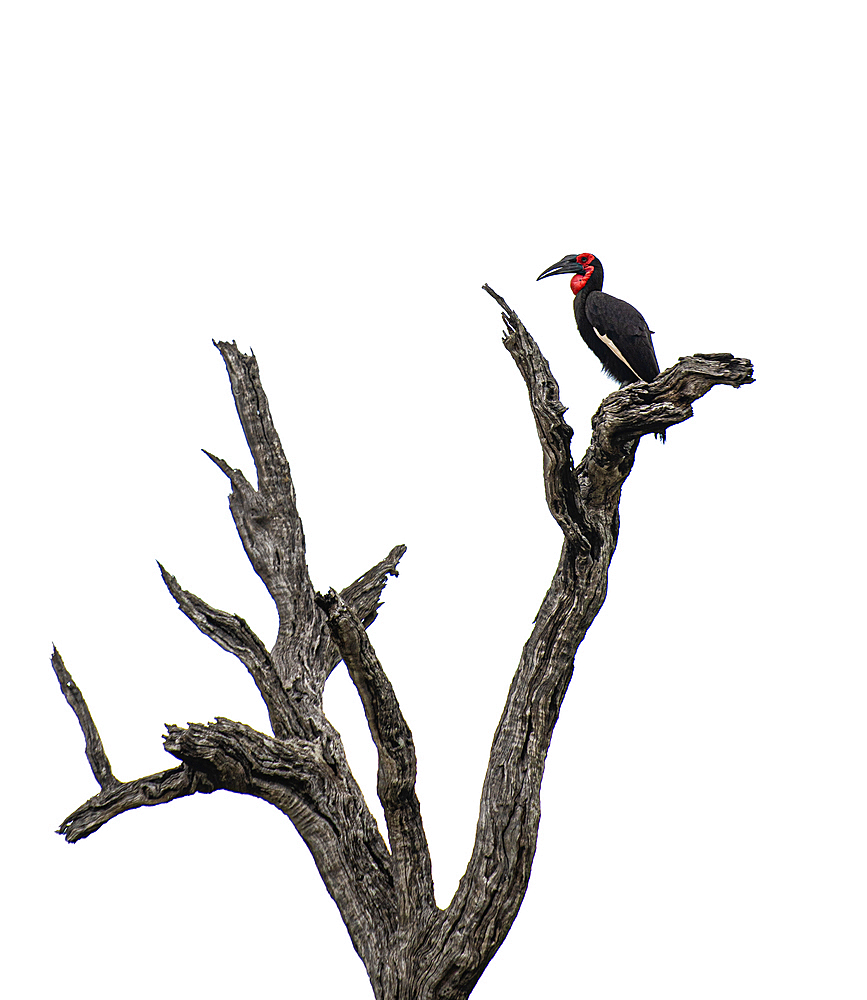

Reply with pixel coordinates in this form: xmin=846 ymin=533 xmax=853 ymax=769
xmin=2 ymin=1 xmax=865 ymax=997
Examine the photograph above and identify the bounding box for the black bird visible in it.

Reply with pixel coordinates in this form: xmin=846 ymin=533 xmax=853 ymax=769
xmin=537 ymin=252 xmax=661 ymax=387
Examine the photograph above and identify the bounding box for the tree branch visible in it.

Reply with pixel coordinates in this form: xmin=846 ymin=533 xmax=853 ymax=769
xmin=581 ymin=349 xmax=754 ymax=483
xmin=328 ymin=544 xmax=407 ymax=677
xmin=52 ymin=342 xmax=412 ymax=985
xmin=161 ymin=716 xmax=398 ymax=968
xmin=53 ymin=312 xmax=753 ymax=1000
xmin=158 ymin=563 xmax=296 ymax=740
xmin=338 ymin=544 xmax=407 ymax=632
xmin=210 ymin=341 xmax=320 ymax=710
xmin=53 ymin=671 xmax=398 ymax=968
xmin=51 ymin=647 xmax=213 ymax=843
xmin=420 ymin=291 xmax=755 ymax=998
xmin=58 ymin=764 xmax=205 ymax=843
xmin=483 ymin=285 xmax=581 ymax=544
xmin=316 ymin=589 xmax=435 ymax=921
xmin=51 ymin=647 xmax=118 ymax=790
xmin=157 ymin=542 xmax=406 ymax=735
xmin=214 ymin=342 xmax=298 ymax=507
xmin=57 ymin=345 xmax=409 ymax=973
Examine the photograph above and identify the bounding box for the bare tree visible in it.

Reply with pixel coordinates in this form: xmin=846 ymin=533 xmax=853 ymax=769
xmin=53 ymin=288 xmax=753 ymax=999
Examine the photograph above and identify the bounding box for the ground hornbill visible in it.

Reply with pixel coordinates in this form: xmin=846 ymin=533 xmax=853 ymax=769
xmin=537 ymin=252 xmax=662 ymax=385
xmin=537 ymin=252 xmax=665 ymax=439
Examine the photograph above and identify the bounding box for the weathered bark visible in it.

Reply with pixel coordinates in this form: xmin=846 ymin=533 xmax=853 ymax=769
xmin=54 ymin=302 xmax=753 ymax=999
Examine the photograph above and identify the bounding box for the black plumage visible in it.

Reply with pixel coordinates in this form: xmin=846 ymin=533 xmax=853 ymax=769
xmin=537 ymin=253 xmax=661 ymax=387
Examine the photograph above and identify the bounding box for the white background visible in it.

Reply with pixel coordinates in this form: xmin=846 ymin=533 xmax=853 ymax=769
xmin=3 ymin=2 xmax=865 ymax=997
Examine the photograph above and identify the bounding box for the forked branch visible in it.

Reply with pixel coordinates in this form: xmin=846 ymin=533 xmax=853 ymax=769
xmin=418 ymin=288 xmax=755 ymax=997
xmin=54 ymin=305 xmax=752 ymax=1000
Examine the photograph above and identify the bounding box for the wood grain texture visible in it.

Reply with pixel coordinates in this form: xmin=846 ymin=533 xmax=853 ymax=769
xmin=54 ymin=316 xmax=753 ymax=998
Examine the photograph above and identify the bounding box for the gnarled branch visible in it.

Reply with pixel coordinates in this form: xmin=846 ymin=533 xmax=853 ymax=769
xmin=55 ymin=341 xmax=404 ymax=976
xmin=332 ymin=544 xmax=407 ymax=672
xmin=483 ymin=284 xmax=580 ymax=543
xmin=317 ymin=588 xmax=435 ymax=922
xmin=417 ymin=289 xmax=755 ymax=998
xmin=158 ymin=563 xmax=295 ymax=740
xmin=51 ymin=647 xmax=118 ymax=790
xmin=57 ymin=764 xmax=205 ymax=844
xmin=157 ymin=542 xmax=407 ymax=740
xmin=54 ymin=302 xmax=753 ymax=1000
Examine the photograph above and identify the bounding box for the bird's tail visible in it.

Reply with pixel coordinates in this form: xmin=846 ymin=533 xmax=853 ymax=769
xmin=655 ymin=430 xmax=666 ymax=443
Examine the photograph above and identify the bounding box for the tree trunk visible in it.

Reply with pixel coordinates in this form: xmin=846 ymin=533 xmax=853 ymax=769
xmin=53 ymin=290 xmax=753 ymax=999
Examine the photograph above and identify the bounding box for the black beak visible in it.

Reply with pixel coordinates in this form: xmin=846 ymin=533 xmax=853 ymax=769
xmin=537 ymin=255 xmax=585 ymax=281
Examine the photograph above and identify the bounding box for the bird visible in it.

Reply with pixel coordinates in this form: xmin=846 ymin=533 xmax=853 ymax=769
xmin=537 ymin=252 xmax=661 ymax=388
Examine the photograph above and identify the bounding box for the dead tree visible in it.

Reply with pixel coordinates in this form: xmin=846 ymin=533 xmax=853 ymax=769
xmin=53 ymin=288 xmax=753 ymax=999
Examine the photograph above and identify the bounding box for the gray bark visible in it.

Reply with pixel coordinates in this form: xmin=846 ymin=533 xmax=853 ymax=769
xmin=53 ymin=294 xmax=753 ymax=999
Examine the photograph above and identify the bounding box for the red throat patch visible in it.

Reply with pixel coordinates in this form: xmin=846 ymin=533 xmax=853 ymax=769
xmin=570 ymin=266 xmax=593 ymax=294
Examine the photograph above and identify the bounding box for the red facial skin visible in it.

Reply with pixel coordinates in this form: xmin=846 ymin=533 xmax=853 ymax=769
xmin=570 ymin=253 xmax=596 ymax=295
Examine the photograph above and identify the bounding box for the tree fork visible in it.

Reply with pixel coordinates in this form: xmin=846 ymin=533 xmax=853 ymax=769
xmin=53 ymin=301 xmax=753 ymax=999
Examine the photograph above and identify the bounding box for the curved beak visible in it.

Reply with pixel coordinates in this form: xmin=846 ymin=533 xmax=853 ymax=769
xmin=537 ymin=255 xmax=585 ymax=281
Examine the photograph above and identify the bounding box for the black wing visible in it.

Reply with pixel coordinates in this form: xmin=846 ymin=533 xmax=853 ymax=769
xmin=583 ymin=290 xmax=660 ymax=384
